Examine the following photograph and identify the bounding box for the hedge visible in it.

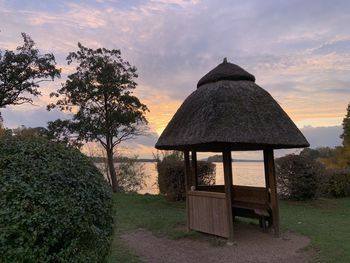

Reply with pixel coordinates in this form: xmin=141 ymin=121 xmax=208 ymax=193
xmin=275 ymin=154 xmax=323 ymax=200
xmin=0 ymin=137 xmax=113 ymax=262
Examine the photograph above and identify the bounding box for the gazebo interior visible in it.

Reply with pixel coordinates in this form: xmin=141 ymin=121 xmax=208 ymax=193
xmin=183 ymin=148 xmax=278 ymax=242
xmin=155 ymin=58 xmax=309 ymax=242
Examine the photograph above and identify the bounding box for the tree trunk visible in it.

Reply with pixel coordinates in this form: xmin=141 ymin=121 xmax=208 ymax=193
xmin=106 ymin=145 xmax=119 ymax=192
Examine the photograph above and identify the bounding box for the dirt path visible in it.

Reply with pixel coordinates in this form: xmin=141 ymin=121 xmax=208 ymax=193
xmin=121 ymin=224 xmax=315 ymax=263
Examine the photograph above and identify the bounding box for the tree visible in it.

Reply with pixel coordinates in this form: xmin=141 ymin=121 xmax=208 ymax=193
xmin=341 ymin=102 xmax=350 ymax=147
xmin=48 ymin=43 xmax=148 ymax=192
xmin=338 ymin=102 xmax=350 ymax=168
xmin=0 ymin=33 xmax=60 ymax=116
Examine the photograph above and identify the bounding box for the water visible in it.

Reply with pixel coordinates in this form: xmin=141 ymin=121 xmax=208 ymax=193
xmin=138 ymin=162 xmax=265 ymax=195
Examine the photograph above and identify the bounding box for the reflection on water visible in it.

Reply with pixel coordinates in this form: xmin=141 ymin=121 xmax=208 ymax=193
xmin=138 ymin=162 xmax=265 ymax=195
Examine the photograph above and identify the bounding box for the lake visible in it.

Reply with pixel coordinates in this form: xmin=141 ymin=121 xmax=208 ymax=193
xmin=137 ymin=162 xmax=265 ymax=194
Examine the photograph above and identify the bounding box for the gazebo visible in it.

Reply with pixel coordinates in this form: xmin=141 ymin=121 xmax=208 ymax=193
xmin=155 ymin=58 xmax=309 ymax=242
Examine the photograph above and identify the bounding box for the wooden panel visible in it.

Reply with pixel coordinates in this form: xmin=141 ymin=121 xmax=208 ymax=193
xmin=197 ymin=185 xmax=225 ymax=192
xmin=197 ymin=185 xmax=268 ymax=206
xmin=188 ymin=191 xmax=229 ymax=238
xmin=188 ymin=190 xmax=226 ymax=199
xmin=231 ymin=186 xmax=267 ymax=205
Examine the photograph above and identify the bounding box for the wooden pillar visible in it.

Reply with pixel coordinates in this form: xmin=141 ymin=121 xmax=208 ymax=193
xmin=184 ymin=150 xmax=191 ymax=232
xmin=264 ymin=148 xmax=280 ymax=237
xmin=191 ymin=151 xmax=198 ymax=188
xmin=223 ymin=150 xmax=234 ymax=242
xmin=263 ymin=150 xmax=271 ymax=208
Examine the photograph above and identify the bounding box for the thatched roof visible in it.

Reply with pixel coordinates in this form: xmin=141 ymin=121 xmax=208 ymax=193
xmin=197 ymin=58 xmax=255 ymax=87
xmin=155 ymin=59 xmax=309 ymax=151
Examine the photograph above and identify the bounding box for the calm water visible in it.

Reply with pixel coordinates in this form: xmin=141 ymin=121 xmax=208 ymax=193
xmin=138 ymin=162 xmax=265 ymax=195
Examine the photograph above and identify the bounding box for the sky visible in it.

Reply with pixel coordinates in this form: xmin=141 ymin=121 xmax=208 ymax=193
xmin=0 ymin=0 xmax=349 ymax=159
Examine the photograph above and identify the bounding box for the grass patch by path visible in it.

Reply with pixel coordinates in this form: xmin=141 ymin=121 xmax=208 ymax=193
xmin=108 ymin=193 xmax=350 ymax=263
xmin=280 ymin=198 xmax=350 ymax=263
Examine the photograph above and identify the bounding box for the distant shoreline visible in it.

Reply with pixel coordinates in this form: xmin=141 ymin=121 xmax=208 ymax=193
xmin=90 ymin=157 xmax=263 ymax=163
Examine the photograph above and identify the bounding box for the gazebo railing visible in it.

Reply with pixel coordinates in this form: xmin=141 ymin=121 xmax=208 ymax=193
xmin=187 ymin=185 xmax=271 ymax=238
xmin=187 ymin=190 xmax=229 ymax=237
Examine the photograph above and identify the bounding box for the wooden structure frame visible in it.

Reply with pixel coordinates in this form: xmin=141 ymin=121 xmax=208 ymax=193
xmin=155 ymin=59 xmax=309 ymax=242
xmin=184 ymin=148 xmax=279 ymax=242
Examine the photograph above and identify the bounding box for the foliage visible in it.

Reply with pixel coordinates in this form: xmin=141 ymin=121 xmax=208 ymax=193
xmin=341 ymin=102 xmax=350 ymax=147
xmin=320 ymin=169 xmax=350 ymax=198
xmin=116 ymin=157 xmax=148 ymax=193
xmin=0 ymin=137 xmax=113 ymax=262
xmin=47 ymin=43 xmax=148 ymax=192
xmin=11 ymin=125 xmax=48 ymax=138
xmin=87 ymin=143 xmax=148 ymax=193
xmin=300 ymin=146 xmax=349 ymax=169
xmin=0 ymin=33 xmax=60 ymax=112
xmin=275 ymin=154 xmax=324 ymax=200
xmin=157 ymin=152 xmax=216 ymax=201
xmin=299 ymin=101 xmax=350 ymax=169
xmin=300 ymin=147 xmax=336 ymax=160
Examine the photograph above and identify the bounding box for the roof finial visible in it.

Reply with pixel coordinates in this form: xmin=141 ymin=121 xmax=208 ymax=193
xmin=223 ymin=57 xmax=228 ymax=63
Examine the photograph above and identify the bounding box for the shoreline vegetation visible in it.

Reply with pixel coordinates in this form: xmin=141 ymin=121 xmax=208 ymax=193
xmin=90 ymin=156 xmax=264 ymax=163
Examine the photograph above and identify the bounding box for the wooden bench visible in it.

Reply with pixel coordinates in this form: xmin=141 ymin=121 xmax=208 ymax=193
xmin=197 ymin=185 xmax=271 ymax=231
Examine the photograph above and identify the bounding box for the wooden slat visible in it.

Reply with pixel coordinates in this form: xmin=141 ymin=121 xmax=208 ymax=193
xmin=188 ymin=192 xmax=228 ymax=237
xmin=188 ymin=190 xmax=226 ymax=199
xmin=223 ymin=150 xmax=234 ymax=242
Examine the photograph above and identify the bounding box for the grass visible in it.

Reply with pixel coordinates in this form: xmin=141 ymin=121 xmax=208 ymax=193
xmin=280 ymin=198 xmax=350 ymax=263
xmin=108 ymin=194 xmax=350 ymax=263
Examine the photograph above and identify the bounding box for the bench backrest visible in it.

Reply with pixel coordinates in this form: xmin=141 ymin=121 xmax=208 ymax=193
xmin=196 ymin=185 xmax=269 ymax=210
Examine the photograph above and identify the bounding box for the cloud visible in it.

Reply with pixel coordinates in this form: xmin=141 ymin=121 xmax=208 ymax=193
xmin=301 ymin=125 xmax=342 ymax=148
xmin=1 ymin=0 xmax=349 ymax=157
xmin=1 ymin=107 xmax=69 ymax=128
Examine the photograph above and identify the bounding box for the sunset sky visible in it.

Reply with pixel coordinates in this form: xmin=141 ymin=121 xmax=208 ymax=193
xmin=1 ymin=0 xmax=349 ymax=158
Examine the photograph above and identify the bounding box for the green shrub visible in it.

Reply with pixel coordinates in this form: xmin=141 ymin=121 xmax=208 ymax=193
xmin=157 ymin=153 xmax=215 ymax=201
xmin=116 ymin=157 xmax=148 ymax=193
xmin=321 ymin=169 xmax=350 ymax=198
xmin=0 ymin=137 xmax=113 ymax=262
xmin=275 ymin=154 xmax=323 ymax=200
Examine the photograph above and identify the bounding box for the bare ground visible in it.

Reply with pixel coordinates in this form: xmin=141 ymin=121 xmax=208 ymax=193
xmin=121 ymin=224 xmax=316 ymax=263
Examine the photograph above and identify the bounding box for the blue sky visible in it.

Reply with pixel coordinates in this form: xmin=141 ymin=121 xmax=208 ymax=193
xmin=0 ymin=0 xmax=349 ymax=158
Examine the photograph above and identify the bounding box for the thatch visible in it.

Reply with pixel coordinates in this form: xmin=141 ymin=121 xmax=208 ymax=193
xmin=197 ymin=58 xmax=255 ymax=87
xmin=155 ymin=60 xmax=309 ymax=152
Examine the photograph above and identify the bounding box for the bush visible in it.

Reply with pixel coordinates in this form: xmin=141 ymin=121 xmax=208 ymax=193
xmin=275 ymin=154 xmax=323 ymax=200
xmin=321 ymin=169 xmax=350 ymax=198
xmin=116 ymin=157 xmax=148 ymax=193
xmin=157 ymin=153 xmax=215 ymax=201
xmin=0 ymin=137 xmax=113 ymax=262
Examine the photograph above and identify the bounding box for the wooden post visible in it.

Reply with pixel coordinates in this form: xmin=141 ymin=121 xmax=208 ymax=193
xmin=191 ymin=151 xmax=198 ymax=188
xmin=264 ymin=148 xmax=280 ymax=237
xmin=223 ymin=150 xmax=234 ymax=243
xmin=263 ymin=150 xmax=270 ymax=200
xmin=184 ymin=150 xmax=191 ymax=232
xmin=263 ymin=150 xmax=271 ymax=228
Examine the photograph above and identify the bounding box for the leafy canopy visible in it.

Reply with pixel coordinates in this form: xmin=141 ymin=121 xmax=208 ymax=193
xmin=341 ymin=102 xmax=350 ymax=147
xmin=0 ymin=33 xmax=60 ymax=109
xmin=48 ymin=43 xmax=148 ymax=148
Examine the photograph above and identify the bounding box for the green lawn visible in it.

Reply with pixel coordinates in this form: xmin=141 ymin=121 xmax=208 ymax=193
xmin=108 ymin=193 xmax=350 ymax=263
